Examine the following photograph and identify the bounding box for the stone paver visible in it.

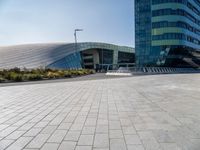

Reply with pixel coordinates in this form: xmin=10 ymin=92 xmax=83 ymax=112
xmin=58 ymin=141 xmax=76 ymax=150
xmin=48 ymin=130 xmax=67 ymax=143
xmin=41 ymin=143 xmax=59 ymax=150
xmin=26 ymin=134 xmax=50 ymax=149
xmin=110 ymin=139 xmax=126 ymax=150
xmin=1 ymin=74 xmax=200 ymax=149
xmin=6 ymin=137 xmax=33 ymax=150
xmin=78 ymin=134 xmax=94 ymax=146
xmin=0 ymin=139 xmax=14 ymax=149
xmin=64 ymin=131 xmax=81 ymax=142
xmin=75 ymin=146 xmax=92 ymax=150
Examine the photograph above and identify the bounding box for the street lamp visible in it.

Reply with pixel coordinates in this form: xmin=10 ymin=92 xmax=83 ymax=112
xmin=74 ymin=29 xmax=83 ymax=68
xmin=74 ymin=29 xmax=83 ymax=45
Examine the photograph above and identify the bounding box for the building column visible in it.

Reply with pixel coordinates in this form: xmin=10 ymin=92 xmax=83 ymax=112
xmin=113 ymin=50 xmax=118 ymax=65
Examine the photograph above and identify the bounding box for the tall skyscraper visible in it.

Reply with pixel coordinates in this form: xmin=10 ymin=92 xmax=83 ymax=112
xmin=135 ymin=0 xmax=200 ymax=67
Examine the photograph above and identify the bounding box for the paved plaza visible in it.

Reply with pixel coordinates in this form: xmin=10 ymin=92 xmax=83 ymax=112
xmin=0 ymin=74 xmax=200 ymax=150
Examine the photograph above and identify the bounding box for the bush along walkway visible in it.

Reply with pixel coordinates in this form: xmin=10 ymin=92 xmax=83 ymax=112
xmin=0 ymin=68 xmax=95 ymax=83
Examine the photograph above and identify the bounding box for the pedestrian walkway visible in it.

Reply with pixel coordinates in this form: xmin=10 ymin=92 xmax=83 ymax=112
xmin=0 ymin=74 xmax=200 ymax=150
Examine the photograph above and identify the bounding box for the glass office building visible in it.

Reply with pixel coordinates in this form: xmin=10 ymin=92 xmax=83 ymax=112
xmin=135 ymin=0 xmax=200 ymax=67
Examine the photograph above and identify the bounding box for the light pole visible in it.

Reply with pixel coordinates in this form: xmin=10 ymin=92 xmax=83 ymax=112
xmin=74 ymin=29 xmax=83 ymax=51
xmin=74 ymin=29 xmax=83 ymax=68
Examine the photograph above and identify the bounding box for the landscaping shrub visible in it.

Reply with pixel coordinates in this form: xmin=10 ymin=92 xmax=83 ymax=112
xmin=46 ymin=71 xmax=60 ymax=79
xmin=0 ymin=68 xmax=95 ymax=82
xmin=63 ymin=70 xmax=72 ymax=78
xmin=88 ymin=69 xmax=95 ymax=74
xmin=23 ymin=74 xmax=43 ymax=81
xmin=9 ymin=67 xmax=21 ymax=73
xmin=0 ymin=76 xmax=5 ymax=83
xmin=57 ymin=70 xmax=65 ymax=77
xmin=30 ymin=68 xmax=44 ymax=74
xmin=8 ymin=72 xmax=23 ymax=82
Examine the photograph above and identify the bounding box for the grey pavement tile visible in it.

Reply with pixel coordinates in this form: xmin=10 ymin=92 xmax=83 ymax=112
xmin=70 ymin=123 xmax=84 ymax=131
xmin=0 ymin=139 xmax=14 ymax=150
xmin=109 ymin=130 xmax=124 ymax=139
xmin=138 ymin=131 xmax=162 ymax=150
xmin=176 ymin=125 xmax=200 ymax=139
xmin=109 ymin=115 xmax=119 ymax=121
xmin=82 ymin=126 xmax=95 ymax=135
xmin=58 ymin=123 xmax=72 ymax=130
xmin=190 ymin=139 xmax=200 ymax=150
xmin=64 ymin=131 xmax=81 ymax=141
xmin=74 ymin=117 xmax=87 ymax=124
xmin=0 ymin=126 xmax=18 ymax=138
xmin=93 ymin=148 xmax=109 ymax=150
xmin=152 ymin=130 xmax=174 ymax=143
xmin=97 ymin=119 xmax=108 ymax=126
xmin=176 ymin=117 xmax=194 ymax=125
xmin=23 ymin=148 xmax=39 ymax=150
xmin=96 ymin=125 xmax=108 ymax=134
xmin=63 ymin=117 xmax=76 ymax=123
xmin=49 ymin=116 xmax=66 ymax=126
xmin=109 ymin=121 xmax=121 ymax=130
xmin=13 ymin=120 xmax=29 ymax=127
xmin=78 ymin=134 xmax=94 ymax=146
xmin=84 ymin=118 xmax=97 ymax=126
xmin=124 ymin=134 xmax=142 ymax=145
xmin=6 ymin=137 xmax=33 ymax=150
xmin=160 ymin=143 xmax=181 ymax=150
xmin=34 ymin=121 xmax=49 ymax=128
xmin=110 ymin=139 xmax=127 ymax=150
xmin=87 ymin=113 xmax=98 ymax=118
xmin=168 ymin=130 xmax=199 ymax=150
xmin=6 ymin=130 xmax=26 ymax=140
xmin=24 ymin=128 xmax=43 ymax=137
xmin=41 ymin=143 xmax=59 ymax=150
xmin=0 ymin=125 xmax=9 ymax=132
xmin=94 ymin=134 xmax=109 ymax=148
xmin=127 ymin=145 xmax=145 ymax=150
xmin=42 ymin=114 xmax=57 ymax=121
xmin=18 ymin=123 xmax=36 ymax=131
xmin=48 ymin=130 xmax=68 ymax=143
xmin=58 ymin=141 xmax=76 ymax=150
xmin=122 ymin=126 xmax=136 ymax=135
xmin=26 ymin=134 xmax=50 ymax=149
xmin=120 ymin=119 xmax=132 ymax=126
xmin=40 ymin=125 xmax=57 ymax=134
xmin=75 ymin=146 xmax=92 ymax=150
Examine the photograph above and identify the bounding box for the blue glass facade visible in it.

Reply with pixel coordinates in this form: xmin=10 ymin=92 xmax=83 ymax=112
xmin=135 ymin=0 xmax=200 ymax=67
xmin=47 ymin=53 xmax=82 ymax=69
xmin=135 ymin=0 xmax=152 ymax=66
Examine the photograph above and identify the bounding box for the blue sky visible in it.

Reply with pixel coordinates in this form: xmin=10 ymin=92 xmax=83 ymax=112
xmin=0 ymin=0 xmax=135 ymax=47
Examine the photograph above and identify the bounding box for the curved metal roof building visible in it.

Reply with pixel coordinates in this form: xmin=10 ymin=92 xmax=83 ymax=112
xmin=0 ymin=42 xmax=135 ymax=69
